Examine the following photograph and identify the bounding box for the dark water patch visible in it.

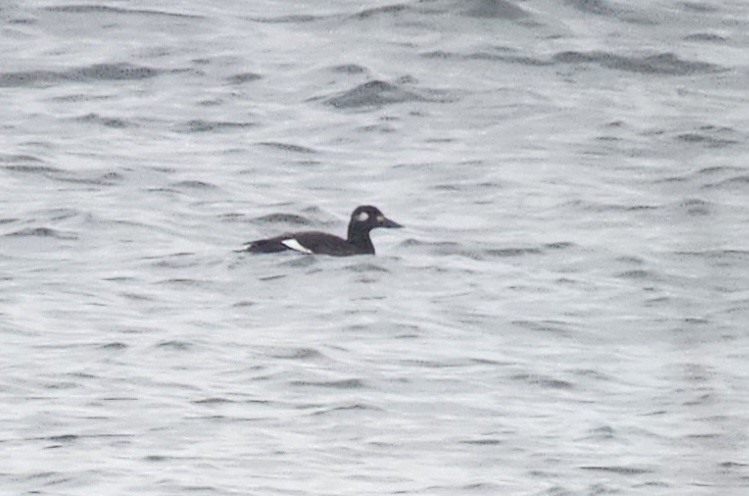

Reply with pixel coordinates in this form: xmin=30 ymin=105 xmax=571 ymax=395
xmin=564 ymin=0 xmax=654 ymax=24
xmin=194 ymin=397 xmax=234 ymax=404
xmin=571 ymin=200 xmax=659 ymax=212
xmin=555 ymin=277 xmax=593 ymax=286
xmin=511 ymin=373 xmax=573 ymax=390
xmin=182 ymin=485 xmax=220 ymax=493
xmin=349 ymin=4 xmax=409 ymax=20
xmin=258 ymin=274 xmax=287 ymax=281
xmin=532 ymin=481 xmax=570 ymax=495
xmin=486 ymin=246 xmax=543 ymax=257
xmin=99 ymin=171 xmax=124 ymax=183
xmin=400 ymin=358 xmax=467 ymax=368
xmin=399 ymin=238 xmax=471 ymax=252
xmin=457 ymin=483 xmax=504 ymax=492
xmin=324 ymin=80 xmax=430 ymax=109
xmin=291 ymin=379 xmax=366 ymax=389
xmin=581 ymin=465 xmax=653 ymax=475
xmin=156 ymin=340 xmax=192 ymax=351
xmin=678 ymin=198 xmax=709 ymax=208
xmin=67 ymin=63 xmax=163 ymax=81
xmin=226 ymin=72 xmax=262 ymax=84
xmin=402 ymin=239 xmax=518 ymax=264
xmin=100 ymin=342 xmax=128 ymax=350
xmin=464 ymin=0 xmax=531 ymax=20
xmin=615 ymin=269 xmax=656 ymax=280
xmin=683 ymin=317 xmax=709 ymax=325
xmin=0 ymin=63 xmax=164 ymax=87
xmin=331 ymin=64 xmax=367 ymax=74
xmin=45 ymin=381 xmax=80 ymax=390
xmin=218 ymin=212 xmax=250 ymax=224
xmin=681 ymin=2 xmax=719 ymax=13
xmin=423 ymin=50 xmax=551 ymax=67
xmin=697 ymin=165 xmax=744 ymax=175
xmin=571 ymin=369 xmax=611 ymax=381
xmin=595 ymin=135 xmax=621 ymax=142
xmin=358 ymin=123 xmax=397 ymax=133
xmin=544 ymin=241 xmax=575 ymax=250
xmin=48 ymin=93 xmax=112 ymax=103
xmin=143 ymin=455 xmax=171 ymax=462
xmin=565 ymin=0 xmax=619 ymax=16
xmin=24 ymin=472 xmax=61 ymax=482
xmin=146 ymin=187 xmax=182 ymax=194
xmin=121 ymin=292 xmax=154 ymax=301
xmin=433 ymin=181 xmax=502 ymax=191
xmin=512 ymin=319 xmax=573 ymax=335
xmin=232 ymin=300 xmax=256 ymax=307
xmin=474 ymin=52 xmax=553 ymax=67
xmin=271 ymin=347 xmax=323 ymax=360
xmin=391 ymin=162 xmax=440 ymax=171
xmin=154 ymin=278 xmax=208 ymax=287
xmin=678 ymin=198 xmax=711 ymax=216
xmin=49 ymin=170 xmax=124 ymax=186
xmin=249 ymin=14 xmax=320 ymax=23
xmin=582 ymin=425 xmax=616 ymax=440
xmin=330 ymin=403 xmax=379 ymax=412
xmin=470 ymin=357 xmax=505 ymax=366
xmin=0 ymin=153 xmax=44 ymax=163
xmin=258 ymin=142 xmax=317 ymax=154
xmin=616 ymin=255 xmax=644 ymax=265
xmin=552 ymin=51 xmax=721 ymax=75
xmin=460 ymin=438 xmax=503 ymax=445
xmin=4 ymin=227 xmax=77 ymax=239
xmin=642 ymin=409 xmax=668 ymax=417
xmin=170 ymin=180 xmax=219 ymax=190
xmin=41 ymin=434 xmax=78 ymax=443
xmin=346 ymin=263 xmax=390 ymax=273
xmin=684 ymin=33 xmax=727 ymax=43
xmin=655 ymin=174 xmax=689 ymax=184
xmin=422 ymin=50 xmax=457 ymax=60
xmin=0 ymin=69 xmax=62 ymax=87
xmin=44 ymin=5 xmax=203 ymax=19
xmin=702 ymin=175 xmax=749 ymax=190
xmin=0 ymin=218 xmax=17 ymax=225
xmin=65 ymin=371 xmax=97 ymax=379
xmin=313 ymin=403 xmax=381 ymax=415
xmin=677 ymin=125 xmax=739 ymax=147
xmin=685 ymin=430 xmax=719 ymax=438
xmin=253 ymin=213 xmax=311 ymax=225
xmin=4 ymin=164 xmax=63 ymax=175
xmin=74 ymin=113 xmax=135 ymax=129
xmin=645 ymin=295 xmax=671 ymax=306
xmin=179 ymin=119 xmax=256 ymax=133
xmin=430 ymin=244 xmax=485 ymax=261
xmin=7 ymin=16 xmax=36 ymax=25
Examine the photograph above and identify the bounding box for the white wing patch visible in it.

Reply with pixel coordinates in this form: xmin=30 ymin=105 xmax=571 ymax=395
xmin=282 ymin=238 xmax=313 ymax=254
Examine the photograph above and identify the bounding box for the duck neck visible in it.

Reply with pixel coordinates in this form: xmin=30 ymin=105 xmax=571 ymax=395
xmin=347 ymin=225 xmax=375 ymax=254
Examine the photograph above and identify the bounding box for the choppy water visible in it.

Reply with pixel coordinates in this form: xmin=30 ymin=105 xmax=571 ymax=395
xmin=2 ymin=1 xmax=749 ymax=494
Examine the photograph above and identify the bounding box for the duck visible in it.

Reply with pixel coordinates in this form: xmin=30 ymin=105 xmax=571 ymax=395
xmin=242 ymin=205 xmax=402 ymax=256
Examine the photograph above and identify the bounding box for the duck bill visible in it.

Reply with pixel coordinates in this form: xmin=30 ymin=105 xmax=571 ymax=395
xmin=381 ymin=217 xmax=403 ymax=229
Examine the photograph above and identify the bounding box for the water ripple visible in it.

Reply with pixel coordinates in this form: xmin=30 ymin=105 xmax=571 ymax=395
xmin=552 ymin=51 xmax=722 ymax=75
xmin=0 ymin=63 xmax=166 ymax=87
xmin=44 ymin=5 xmax=203 ymax=19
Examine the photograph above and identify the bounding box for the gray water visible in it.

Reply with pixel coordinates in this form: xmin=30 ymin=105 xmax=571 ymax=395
xmin=1 ymin=1 xmax=749 ymax=494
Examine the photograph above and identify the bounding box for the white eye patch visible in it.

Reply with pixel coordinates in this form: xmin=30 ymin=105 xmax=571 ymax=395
xmin=356 ymin=211 xmax=369 ymax=222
